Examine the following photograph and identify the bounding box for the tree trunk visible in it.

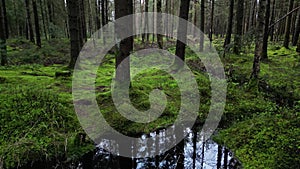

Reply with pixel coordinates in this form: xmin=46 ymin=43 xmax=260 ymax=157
xmin=157 ymin=0 xmax=163 ymax=49
xmin=252 ymin=0 xmax=266 ymax=79
xmin=80 ymin=0 xmax=87 ymax=42
xmin=209 ymin=0 xmax=214 ymax=43
xmin=270 ymin=0 xmax=276 ymax=41
xmin=0 ymin=0 xmax=7 ymax=65
xmin=67 ymin=0 xmax=81 ymax=69
xmin=262 ymin=0 xmax=271 ymax=60
xmin=25 ymin=0 xmax=35 ymax=43
xmin=175 ymin=0 xmax=190 ymax=64
xmin=233 ymin=0 xmax=244 ymax=54
xmin=115 ymin=0 xmax=133 ymax=82
xmin=142 ymin=0 xmax=149 ymax=43
xmin=292 ymin=10 xmax=300 ymax=46
xmin=283 ymin=0 xmax=294 ymax=48
xmin=200 ymin=0 xmax=205 ymax=51
xmin=1 ymin=0 xmax=8 ymax=38
xmin=39 ymin=0 xmax=47 ymax=40
xmin=32 ymin=0 xmax=41 ymax=47
xmin=224 ymin=0 xmax=234 ymax=47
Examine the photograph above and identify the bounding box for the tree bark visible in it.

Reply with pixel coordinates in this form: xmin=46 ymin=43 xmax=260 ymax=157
xmin=224 ymin=0 xmax=234 ymax=47
xmin=209 ymin=0 xmax=214 ymax=43
xmin=32 ymin=0 xmax=41 ymax=47
xmin=216 ymin=145 xmax=223 ymax=169
xmin=283 ymin=0 xmax=294 ymax=48
xmin=175 ymin=0 xmax=190 ymax=64
xmin=67 ymin=0 xmax=81 ymax=69
xmin=1 ymin=0 xmax=8 ymax=38
xmin=142 ymin=0 xmax=149 ymax=43
xmin=252 ymin=0 xmax=266 ymax=79
xmin=233 ymin=0 xmax=244 ymax=55
xmin=200 ymin=0 xmax=205 ymax=51
xmin=25 ymin=0 xmax=35 ymax=43
xmin=269 ymin=0 xmax=276 ymax=41
xmin=292 ymin=10 xmax=300 ymax=46
xmin=0 ymin=0 xmax=7 ymax=65
xmin=157 ymin=0 xmax=163 ymax=49
xmin=262 ymin=0 xmax=271 ymax=60
xmin=39 ymin=0 xmax=47 ymax=40
xmin=115 ymin=0 xmax=133 ymax=82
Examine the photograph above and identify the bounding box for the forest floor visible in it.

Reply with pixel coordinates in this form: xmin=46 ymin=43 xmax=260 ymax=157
xmin=0 ymin=38 xmax=299 ymax=169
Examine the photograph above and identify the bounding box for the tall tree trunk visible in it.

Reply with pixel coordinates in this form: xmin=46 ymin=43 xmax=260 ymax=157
xmin=142 ymin=0 xmax=149 ymax=43
xmin=283 ymin=0 xmax=294 ymax=48
xmin=262 ymin=0 xmax=271 ymax=60
xmin=251 ymin=0 xmax=267 ymax=79
xmin=32 ymin=0 xmax=41 ymax=47
xmin=25 ymin=0 xmax=35 ymax=43
xmin=175 ymin=0 xmax=190 ymax=64
xmin=157 ymin=0 xmax=163 ymax=49
xmin=39 ymin=0 xmax=47 ymax=40
xmin=200 ymin=137 xmax=205 ymax=169
xmin=224 ymin=0 xmax=234 ymax=47
xmin=199 ymin=0 xmax=205 ymax=51
xmin=95 ymin=0 xmax=101 ymax=30
xmin=1 ymin=0 xmax=8 ymax=38
xmin=233 ymin=0 xmax=244 ymax=54
xmin=115 ymin=0 xmax=133 ymax=82
xmin=0 ymin=0 xmax=7 ymax=65
xmin=67 ymin=0 xmax=80 ymax=69
xmin=269 ymin=0 xmax=276 ymax=41
xmin=209 ymin=0 xmax=214 ymax=43
xmin=80 ymin=0 xmax=87 ymax=42
xmin=292 ymin=10 xmax=300 ymax=46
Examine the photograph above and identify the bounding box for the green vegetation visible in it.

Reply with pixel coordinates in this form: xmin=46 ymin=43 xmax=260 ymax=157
xmin=0 ymin=38 xmax=299 ymax=168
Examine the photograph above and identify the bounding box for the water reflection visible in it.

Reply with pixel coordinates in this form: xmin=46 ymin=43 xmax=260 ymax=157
xmin=90 ymin=127 xmax=241 ymax=169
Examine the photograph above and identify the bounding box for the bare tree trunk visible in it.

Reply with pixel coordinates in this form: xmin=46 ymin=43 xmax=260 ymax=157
xmin=233 ymin=0 xmax=244 ymax=54
xmin=32 ymin=0 xmax=41 ymax=47
xmin=67 ymin=0 xmax=80 ymax=69
xmin=252 ymin=0 xmax=266 ymax=79
xmin=200 ymin=0 xmax=205 ymax=51
xmin=224 ymin=0 xmax=234 ymax=47
xmin=209 ymin=0 xmax=214 ymax=43
xmin=216 ymin=145 xmax=223 ymax=169
xmin=270 ymin=0 xmax=276 ymax=41
xmin=262 ymin=0 xmax=271 ymax=60
xmin=157 ymin=0 xmax=163 ymax=49
xmin=292 ymin=10 xmax=300 ymax=46
xmin=0 ymin=0 xmax=7 ymax=65
xmin=223 ymin=148 xmax=229 ymax=169
xmin=283 ymin=0 xmax=294 ymax=48
xmin=175 ymin=0 xmax=190 ymax=64
xmin=1 ymin=0 xmax=8 ymax=38
xmin=25 ymin=0 xmax=35 ymax=43
xmin=142 ymin=0 xmax=149 ymax=43
xmin=115 ymin=0 xmax=133 ymax=82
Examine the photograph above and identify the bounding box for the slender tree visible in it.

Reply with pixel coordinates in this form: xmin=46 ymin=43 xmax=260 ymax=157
xmin=67 ymin=0 xmax=80 ymax=69
xmin=269 ymin=0 xmax=276 ymax=41
xmin=200 ymin=0 xmax=205 ymax=51
xmin=233 ymin=0 xmax=244 ymax=54
xmin=25 ymin=0 xmax=35 ymax=43
xmin=216 ymin=145 xmax=223 ymax=169
xmin=175 ymin=0 xmax=191 ymax=64
xmin=224 ymin=0 xmax=234 ymax=47
xmin=0 ymin=0 xmax=7 ymax=65
xmin=32 ymin=0 xmax=41 ymax=47
xmin=283 ymin=0 xmax=294 ymax=48
xmin=1 ymin=0 xmax=8 ymax=38
xmin=157 ymin=0 xmax=163 ymax=49
xmin=209 ymin=0 xmax=214 ymax=43
xmin=252 ymin=0 xmax=267 ymax=79
xmin=142 ymin=0 xmax=149 ymax=43
xmin=39 ymin=0 xmax=48 ymax=40
xmin=262 ymin=0 xmax=271 ymax=60
xmin=292 ymin=10 xmax=300 ymax=46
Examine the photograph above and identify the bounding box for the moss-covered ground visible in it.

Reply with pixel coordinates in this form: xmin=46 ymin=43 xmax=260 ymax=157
xmin=0 ymin=38 xmax=299 ymax=168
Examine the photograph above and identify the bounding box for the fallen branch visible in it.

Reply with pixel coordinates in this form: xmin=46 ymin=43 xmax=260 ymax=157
xmin=269 ymin=6 xmax=300 ymax=30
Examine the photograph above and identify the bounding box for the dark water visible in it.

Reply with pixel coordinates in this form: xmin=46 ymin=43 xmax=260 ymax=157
xmin=78 ymin=127 xmax=242 ymax=169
